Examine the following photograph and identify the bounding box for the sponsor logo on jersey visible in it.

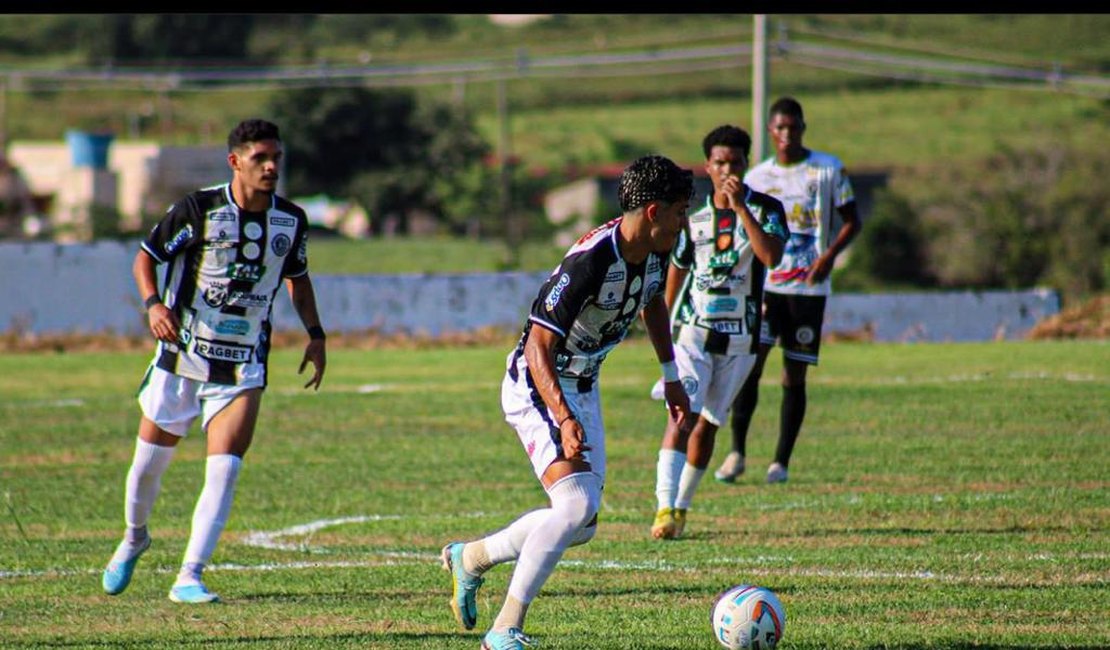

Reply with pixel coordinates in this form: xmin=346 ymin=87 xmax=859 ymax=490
xmin=604 ymin=269 xmax=625 ymax=283
xmin=241 ymin=242 xmax=261 ymax=260
xmin=296 ymin=237 xmax=307 ymax=265
xmin=708 ymin=249 xmax=740 ymax=270
xmin=628 ymin=276 xmax=642 ymax=295
xmin=710 ymin=320 xmax=741 ymax=334
xmin=164 ymin=224 xmax=194 ymax=256
xmin=271 ymin=233 xmax=291 ymax=257
xmin=706 ymin=298 xmax=739 ymax=314
xmin=194 ymin=338 xmax=253 ymax=363
xmin=226 ymin=290 xmax=269 ymax=308
xmin=207 ymin=210 xmax=235 ymax=222
xmin=228 ymin=263 xmax=265 ymax=282
xmin=270 ymin=215 xmax=297 ymax=227
xmin=214 ymin=319 xmax=251 ymax=336
xmin=544 ymin=273 xmax=571 ymax=312
xmin=244 ymin=222 xmax=264 ymax=240
xmin=202 ymin=283 xmax=229 ymax=308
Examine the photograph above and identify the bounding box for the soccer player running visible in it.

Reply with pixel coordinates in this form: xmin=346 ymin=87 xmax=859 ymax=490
xmin=650 ymin=125 xmax=788 ymax=540
xmin=101 ymin=119 xmax=327 ymax=604
xmin=441 ymin=155 xmax=695 ymax=650
xmin=715 ymin=96 xmax=862 ymax=485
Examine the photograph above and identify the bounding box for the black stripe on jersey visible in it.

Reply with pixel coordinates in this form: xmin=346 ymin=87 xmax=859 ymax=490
xmin=748 ymin=256 xmax=767 ymax=355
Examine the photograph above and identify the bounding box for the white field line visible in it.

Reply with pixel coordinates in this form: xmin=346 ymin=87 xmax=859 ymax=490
xmin=4 ymin=515 xmax=1106 ymax=583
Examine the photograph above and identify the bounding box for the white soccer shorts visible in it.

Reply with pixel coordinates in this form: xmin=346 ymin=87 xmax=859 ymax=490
xmin=655 ymin=342 xmax=757 ymax=427
xmin=501 ymin=365 xmax=607 ymax=486
xmin=137 ymin=365 xmax=263 ymax=437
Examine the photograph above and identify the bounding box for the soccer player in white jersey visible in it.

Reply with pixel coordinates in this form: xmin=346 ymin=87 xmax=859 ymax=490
xmin=440 ymin=155 xmax=694 ymax=650
xmin=715 ymin=96 xmax=862 ymax=485
xmin=101 ymin=119 xmax=328 ymax=604
xmin=650 ymin=125 xmax=788 ymax=540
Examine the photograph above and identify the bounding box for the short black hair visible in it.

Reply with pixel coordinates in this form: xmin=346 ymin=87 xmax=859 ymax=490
xmin=618 ymin=154 xmax=694 ymax=213
xmin=228 ymin=118 xmax=281 ymax=151
xmin=769 ymin=96 xmax=805 ymax=123
xmin=702 ymin=125 xmax=751 ymax=160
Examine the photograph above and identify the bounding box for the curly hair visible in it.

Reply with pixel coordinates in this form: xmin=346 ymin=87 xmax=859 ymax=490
xmin=618 ymin=154 xmax=694 ymax=213
xmin=227 ymin=119 xmax=281 ymax=152
xmin=701 ymin=125 xmax=751 ymax=160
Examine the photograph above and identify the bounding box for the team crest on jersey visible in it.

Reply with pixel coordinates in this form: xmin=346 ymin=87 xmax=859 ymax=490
xmin=203 ymin=283 xmax=228 ymax=308
xmin=271 ymin=233 xmax=291 ymax=257
xmin=544 ymin=273 xmax=571 ymax=312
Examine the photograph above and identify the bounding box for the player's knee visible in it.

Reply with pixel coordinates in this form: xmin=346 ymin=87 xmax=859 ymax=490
xmin=553 ymin=472 xmax=601 ymax=529
xmin=569 ymin=516 xmax=598 ymax=547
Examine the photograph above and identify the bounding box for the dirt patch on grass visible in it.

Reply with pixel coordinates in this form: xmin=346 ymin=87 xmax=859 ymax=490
xmin=1027 ymin=293 xmax=1109 ymax=339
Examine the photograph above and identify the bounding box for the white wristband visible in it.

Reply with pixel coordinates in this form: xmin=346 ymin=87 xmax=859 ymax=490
xmin=661 ymin=360 xmax=679 ymax=383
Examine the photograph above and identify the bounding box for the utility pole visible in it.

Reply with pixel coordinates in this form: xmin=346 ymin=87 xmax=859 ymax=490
xmin=497 ymin=76 xmax=520 ymax=268
xmin=751 ymin=14 xmax=769 ymax=163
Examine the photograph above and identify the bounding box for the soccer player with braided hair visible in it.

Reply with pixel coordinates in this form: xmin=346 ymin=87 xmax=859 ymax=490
xmin=441 ymin=154 xmax=695 ymax=650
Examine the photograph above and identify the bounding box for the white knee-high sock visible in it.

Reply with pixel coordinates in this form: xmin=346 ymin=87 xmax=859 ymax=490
xmin=474 ymin=504 xmax=600 ymax=576
xmin=675 ymin=463 xmax=706 ymax=510
xmin=112 ymin=439 xmax=175 ymax=562
xmin=655 ymin=448 xmax=686 ymax=510
xmin=476 ymin=508 xmax=549 ymax=572
xmin=177 ymin=454 xmax=242 ymax=584
xmin=504 ymin=473 xmax=601 ymax=607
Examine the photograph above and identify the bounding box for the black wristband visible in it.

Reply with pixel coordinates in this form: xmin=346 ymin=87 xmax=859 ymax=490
xmin=307 ymin=325 xmax=327 ymax=341
xmin=143 ymin=294 xmax=162 ymax=310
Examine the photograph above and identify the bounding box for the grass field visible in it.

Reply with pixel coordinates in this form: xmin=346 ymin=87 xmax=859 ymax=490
xmin=0 ymin=339 xmax=1107 ymax=648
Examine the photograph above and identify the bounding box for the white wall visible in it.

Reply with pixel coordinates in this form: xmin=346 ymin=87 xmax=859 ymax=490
xmin=0 ymin=242 xmax=1060 ymax=342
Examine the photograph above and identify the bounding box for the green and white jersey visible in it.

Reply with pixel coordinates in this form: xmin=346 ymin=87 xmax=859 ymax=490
xmin=745 ymin=150 xmax=854 ymax=297
xmin=671 ymin=191 xmax=788 ymax=356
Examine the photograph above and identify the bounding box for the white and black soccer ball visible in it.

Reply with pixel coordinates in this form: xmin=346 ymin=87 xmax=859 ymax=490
xmin=710 ymin=584 xmax=786 ymax=650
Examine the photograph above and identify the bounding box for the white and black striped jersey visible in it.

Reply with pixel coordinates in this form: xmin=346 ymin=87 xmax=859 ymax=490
xmin=140 ymin=183 xmax=309 ymax=386
xmin=509 ymin=217 xmax=669 ymax=385
xmin=671 ymin=190 xmax=789 ymax=356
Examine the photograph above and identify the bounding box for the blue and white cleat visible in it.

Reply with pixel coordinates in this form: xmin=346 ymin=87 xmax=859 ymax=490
xmin=101 ymin=536 xmax=151 ymax=595
xmin=169 ymin=582 xmax=220 ymax=604
xmin=481 ymin=627 xmax=536 ymax=650
xmin=441 ymin=541 xmax=484 ymax=630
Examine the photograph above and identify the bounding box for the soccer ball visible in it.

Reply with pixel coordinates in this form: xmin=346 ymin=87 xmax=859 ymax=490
xmin=710 ymin=584 xmax=786 ymax=650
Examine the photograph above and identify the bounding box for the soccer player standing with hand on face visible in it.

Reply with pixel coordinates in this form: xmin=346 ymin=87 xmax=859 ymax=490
xmin=101 ymin=118 xmax=327 ymax=604
xmin=650 ymin=124 xmax=787 ymax=540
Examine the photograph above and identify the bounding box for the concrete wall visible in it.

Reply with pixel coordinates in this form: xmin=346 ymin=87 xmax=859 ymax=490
xmin=0 ymin=241 xmax=1059 ymax=342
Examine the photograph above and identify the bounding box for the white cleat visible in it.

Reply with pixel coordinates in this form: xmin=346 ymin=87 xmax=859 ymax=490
xmin=766 ymin=462 xmax=788 ymax=484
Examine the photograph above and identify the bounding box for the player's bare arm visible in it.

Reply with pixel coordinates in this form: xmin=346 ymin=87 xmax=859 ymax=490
xmin=640 ymin=295 xmax=692 ymax=433
xmin=663 ymin=263 xmax=689 ymax=313
xmin=287 ymin=274 xmax=327 ymax=390
xmin=132 ymin=249 xmax=179 ymax=343
xmin=808 ymin=201 xmax=862 ymax=285
xmin=524 ymin=324 xmax=590 ymax=461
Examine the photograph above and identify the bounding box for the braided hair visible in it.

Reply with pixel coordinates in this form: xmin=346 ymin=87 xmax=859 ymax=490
xmin=618 ymin=155 xmax=694 ymax=213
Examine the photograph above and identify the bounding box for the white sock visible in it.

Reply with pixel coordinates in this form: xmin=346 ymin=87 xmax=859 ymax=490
xmin=176 ymin=454 xmax=242 ymax=585
xmin=112 ymin=438 xmax=175 ymax=563
xmin=675 ymin=463 xmax=706 ymax=510
xmin=655 ymin=448 xmax=686 ymax=511
xmin=480 ymin=508 xmax=549 ymax=571
xmin=504 ymin=473 xmax=601 ymax=607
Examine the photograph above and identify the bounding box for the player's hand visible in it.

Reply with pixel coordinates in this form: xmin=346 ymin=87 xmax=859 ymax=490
xmin=721 ymin=174 xmax=744 ymax=210
xmin=806 ymin=255 xmax=834 ymax=285
xmin=559 ymin=417 xmax=591 ymax=460
xmin=663 ymin=380 xmax=693 ymax=435
xmin=146 ymin=304 xmax=180 ymax=344
xmin=299 ymin=339 xmax=327 ymax=390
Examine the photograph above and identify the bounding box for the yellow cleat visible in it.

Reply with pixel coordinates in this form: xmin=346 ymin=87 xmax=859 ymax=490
xmin=672 ymin=508 xmax=687 ymax=539
xmin=651 ymin=507 xmax=677 ymax=539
